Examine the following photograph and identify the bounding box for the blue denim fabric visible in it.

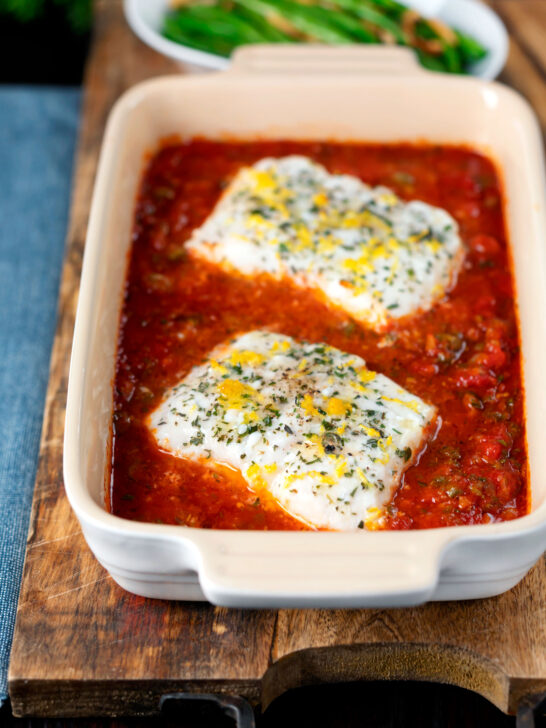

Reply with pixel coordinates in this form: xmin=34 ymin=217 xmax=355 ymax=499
xmin=0 ymin=87 xmax=81 ymax=705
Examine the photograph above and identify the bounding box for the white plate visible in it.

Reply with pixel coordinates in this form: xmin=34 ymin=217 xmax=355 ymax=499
xmin=124 ymin=0 xmax=508 ymax=79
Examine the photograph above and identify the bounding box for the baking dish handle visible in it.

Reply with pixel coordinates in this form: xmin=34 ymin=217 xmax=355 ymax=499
xmin=229 ymin=45 xmax=426 ymax=77
xmin=196 ymin=535 xmax=443 ymax=608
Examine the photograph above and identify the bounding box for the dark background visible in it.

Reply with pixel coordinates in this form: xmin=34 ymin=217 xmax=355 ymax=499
xmin=0 ymin=1 xmax=90 ymax=85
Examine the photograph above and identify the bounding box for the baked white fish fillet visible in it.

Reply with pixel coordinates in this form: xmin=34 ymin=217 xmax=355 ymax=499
xmin=149 ymin=331 xmax=437 ymax=530
xmin=187 ymin=156 xmax=464 ymax=331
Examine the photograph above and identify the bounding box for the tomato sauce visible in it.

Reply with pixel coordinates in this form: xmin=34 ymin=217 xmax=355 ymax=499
xmin=111 ymin=140 xmax=528 ymax=530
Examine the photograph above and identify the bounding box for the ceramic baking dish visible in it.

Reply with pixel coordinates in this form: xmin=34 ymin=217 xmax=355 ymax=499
xmin=64 ymin=46 xmax=546 ymax=608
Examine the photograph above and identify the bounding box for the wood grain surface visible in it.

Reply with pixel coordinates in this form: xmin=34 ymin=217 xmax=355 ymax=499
xmin=7 ymin=0 xmax=546 ymax=719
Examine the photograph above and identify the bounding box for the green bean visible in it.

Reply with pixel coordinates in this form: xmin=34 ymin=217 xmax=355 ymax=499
xmin=413 ymin=18 xmax=437 ymax=42
xmin=413 ymin=18 xmax=465 ymax=74
xmin=236 ymin=0 xmax=356 ymax=43
xmin=294 ymin=2 xmax=378 ymax=43
xmin=364 ymin=0 xmax=407 ymax=16
xmin=232 ymin=3 xmax=297 ymax=42
xmin=163 ymin=14 xmax=235 ymax=56
xmin=439 ymin=38 xmax=463 ymax=73
xmin=194 ymin=6 xmax=272 ymax=43
xmin=415 ymin=48 xmax=450 ymax=73
xmin=280 ymin=5 xmax=355 ymax=44
xmin=329 ymin=0 xmax=408 ymax=43
xmin=232 ymin=0 xmax=302 ymax=39
xmin=168 ymin=5 xmax=271 ymax=44
xmin=223 ymin=0 xmax=303 ymax=40
xmin=455 ymin=30 xmax=487 ymax=64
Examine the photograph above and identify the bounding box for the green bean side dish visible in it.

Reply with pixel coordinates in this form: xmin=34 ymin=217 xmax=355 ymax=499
xmin=162 ymin=0 xmax=488 ymax=73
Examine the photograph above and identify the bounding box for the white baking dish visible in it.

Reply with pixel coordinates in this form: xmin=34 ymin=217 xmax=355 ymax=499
xmin=64 ymin=46 xmax=546 ymax=608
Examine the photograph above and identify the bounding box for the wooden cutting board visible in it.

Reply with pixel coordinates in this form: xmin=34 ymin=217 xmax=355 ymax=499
xmin=8 ymin=0 xmax=546 ymax=718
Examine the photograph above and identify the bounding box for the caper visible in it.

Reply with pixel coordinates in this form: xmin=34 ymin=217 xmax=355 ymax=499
xmin=322 ymin=432 xmax=343 ymax=454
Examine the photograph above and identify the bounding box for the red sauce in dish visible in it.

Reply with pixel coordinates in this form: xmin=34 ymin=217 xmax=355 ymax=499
xmin=110 ymin=140 xmax=528 ymax=530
